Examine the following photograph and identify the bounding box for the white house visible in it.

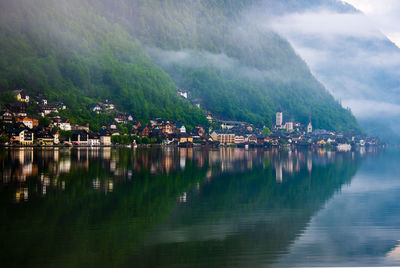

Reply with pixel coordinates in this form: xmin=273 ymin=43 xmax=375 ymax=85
xmin=89 ymin=133 xmax=101 ymax=146
xmin=40 ymin=104 xmax=58 ymax=116
xmin=176 ymin=123 xmax=186 ymax=133
xmin=102 ymin=99 xmax=115 ymax=111
xmin=221 ymin=123 xmax=234 ymax=130
xmin=178 ymin=90 xmax=188 ymax=99
xmin=234 ymin=135 xmax=245 ymax=144
xmin=89 ymin=103 xmax=102 ymax=113
xmin=22 ymin=118 xmax=33 ymax=129
xmin=53 ymin=118 xmax=71 ymax=131
xmin=110 ymin=123 xmax=117 ymax=130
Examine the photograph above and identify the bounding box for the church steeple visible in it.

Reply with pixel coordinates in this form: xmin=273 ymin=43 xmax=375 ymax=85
xmin=307 ymin=114 xmax=312 ymax=134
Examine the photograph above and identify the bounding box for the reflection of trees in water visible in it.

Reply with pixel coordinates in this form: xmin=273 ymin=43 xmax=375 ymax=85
xmin=0 ymin=147 xmax=370 ymax=267
xmin=128 ymin=150 xmax=365 ymax=268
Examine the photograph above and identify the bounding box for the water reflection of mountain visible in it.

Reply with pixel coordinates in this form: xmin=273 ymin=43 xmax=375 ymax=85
xmin=0 ymin=148 xmax=370 ymax=267
xmin=128 ymin=150 xmax=366 ymax=267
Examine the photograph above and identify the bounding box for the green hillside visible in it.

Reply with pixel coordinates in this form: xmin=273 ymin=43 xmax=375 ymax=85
xmin=0 ymin=0 xmax=359 ymax=131
xmin=0 ymin=0 xmax=207 ymax=129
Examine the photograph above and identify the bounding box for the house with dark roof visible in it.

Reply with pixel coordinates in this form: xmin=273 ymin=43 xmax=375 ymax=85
xmin=88 ymin=132 xmax=101 ymax=146
xmin=175 ymin=122 xmax=186 ymax=134
xmin=53 ymin=118 xmax=71 ymax=131
xmin=71 ymin=130 xmax=89 ymax=145
xmin=7 ymin=102 xmax=27 ymax=117
xmin=102 ymin=99 xmax=115 ymax=111
xmin=114 ymin=114 xmax=127 ymax=124
xmin=34 ymin=93 xmax=47 ymax=105
xmin=137 ymin=126 xmax=150 ymax=137
xmin=8 ymin=127 xmax=33 ymax=145
xmin=191 ymin=127 xmax=205 ymax=138
xmin=0 ymin=109 xmax=13 ymax=123
xmin=88 ymin=103 xmax=102 ymax=113
xmin=36 ymin=130 xmax=54 ymax=146
xmin=13 ymin=89 xmax=29 ymax=103
xmin=55 ymin=100 xmax=67 ymax=110
xmin=99 ymin=129 xmax=112 ymax=146
xmin=40 ymin=104 xmax=58 ymax=116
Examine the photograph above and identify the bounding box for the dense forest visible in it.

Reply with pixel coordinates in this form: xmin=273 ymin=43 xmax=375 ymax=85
xmin=0 ymin=0 xmax=208 ymax=128
xmin=0 ymin=0 xmax=360 ymax=131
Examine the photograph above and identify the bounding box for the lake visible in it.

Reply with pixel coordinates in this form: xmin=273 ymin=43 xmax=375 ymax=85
xmin=1 ymin=147 xmax=399 ymax=267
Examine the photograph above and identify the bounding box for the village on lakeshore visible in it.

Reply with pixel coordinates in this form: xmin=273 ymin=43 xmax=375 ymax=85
xmin=0 ymin=89 xmax=381 ymax=151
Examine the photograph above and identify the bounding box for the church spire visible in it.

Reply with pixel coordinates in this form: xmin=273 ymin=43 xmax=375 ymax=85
xmin=307 ymin=113 xmax=312 ymax=134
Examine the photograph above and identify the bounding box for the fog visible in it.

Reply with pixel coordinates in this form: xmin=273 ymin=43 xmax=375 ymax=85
xmin=143 ymin=0 xmax=400 ymax=132
xmin=2 ymin=0 xmax=399 ymax=136
xmin=145 ymin=47 xmax=295 ymax=84
xmin=242 ymin=1 xmax=400 ymax=135
xmin=345 ymin=0 xmax=400 ymax=46
xmin=267 ymin=10 xmax=382 ymax=40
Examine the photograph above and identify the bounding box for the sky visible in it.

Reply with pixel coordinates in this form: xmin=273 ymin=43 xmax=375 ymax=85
xmin=344 ymin=0 xmax=400 ymax=47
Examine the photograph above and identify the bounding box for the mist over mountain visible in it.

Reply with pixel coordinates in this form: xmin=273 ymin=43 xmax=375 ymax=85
xmin=0 ymin=0 xmax=360 ymax=131
xmin=251 ymin=0 xmax=400 ymax=141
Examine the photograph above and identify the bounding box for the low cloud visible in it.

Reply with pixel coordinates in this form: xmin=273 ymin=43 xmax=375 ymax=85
xmin=267 ymin=10 xmax=383 ymax=40
xmin=344 ymin=0 xmax=400 ymax=47
xmin=246 ymin=6 xmax=400 ymax=127
xmin=145 ymin=47 xmax=293 ymax=83
xmin=342 ymin=99 xmax=400 ymax=118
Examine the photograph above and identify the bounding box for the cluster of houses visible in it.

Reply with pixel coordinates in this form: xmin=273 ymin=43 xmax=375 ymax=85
xmin=0 ymin=89 xmax=112 ymax=146
xmin=0 ymin=120 xmax=113 ymax=147
xmin=0 ymin=89 xmax=207 ymax=147
xmin=120 ymin=119 xmax=203 ymax=146
xmin=0 ymin=89 xmax=380 ymax=149
xmin=88 ymin=99 xmax=115 ymax=114
xmin=208 ymin=112 xmax=379 ymax=150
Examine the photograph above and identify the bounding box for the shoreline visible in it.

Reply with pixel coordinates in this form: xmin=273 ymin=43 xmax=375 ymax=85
xmin=0 ymin=143 xmax=382 ymax=151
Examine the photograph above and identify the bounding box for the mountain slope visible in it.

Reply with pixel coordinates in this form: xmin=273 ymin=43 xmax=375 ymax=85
xmin=253 ymin=0 xmax=400 ymax=140
xmin=92 ymin=0 xmax=359 ymax=130
xmin=0 ymin=0 xmax=359 ymax=131
xmin=0 ymin=0 xmax=207 ymax=129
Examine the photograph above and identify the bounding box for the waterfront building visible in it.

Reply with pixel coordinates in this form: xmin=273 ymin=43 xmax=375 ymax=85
xmin=100 ymin=129 xmax=112 ymax=146
xmin=8 ymin=128 xmax=34 ymax=145
xmin=71 ymin=130 xmax=89 ymax=145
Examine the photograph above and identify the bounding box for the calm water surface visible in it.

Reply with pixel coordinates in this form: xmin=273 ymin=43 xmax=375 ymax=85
xmin=0 ymin=147 xmax=399 ymax=267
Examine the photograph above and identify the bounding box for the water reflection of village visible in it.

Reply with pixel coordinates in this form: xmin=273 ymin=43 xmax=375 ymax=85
xmin=0 ymin=147 xmax=377 ymax=203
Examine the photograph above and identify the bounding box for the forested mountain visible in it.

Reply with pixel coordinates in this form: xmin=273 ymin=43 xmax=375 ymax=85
xmin=0 ymin=0 xmax=360 ymax=131
xmin=0 ymin=0 xmax=207 ymax=128
xmin=253 ymin=0 xmax=400 ymax=141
